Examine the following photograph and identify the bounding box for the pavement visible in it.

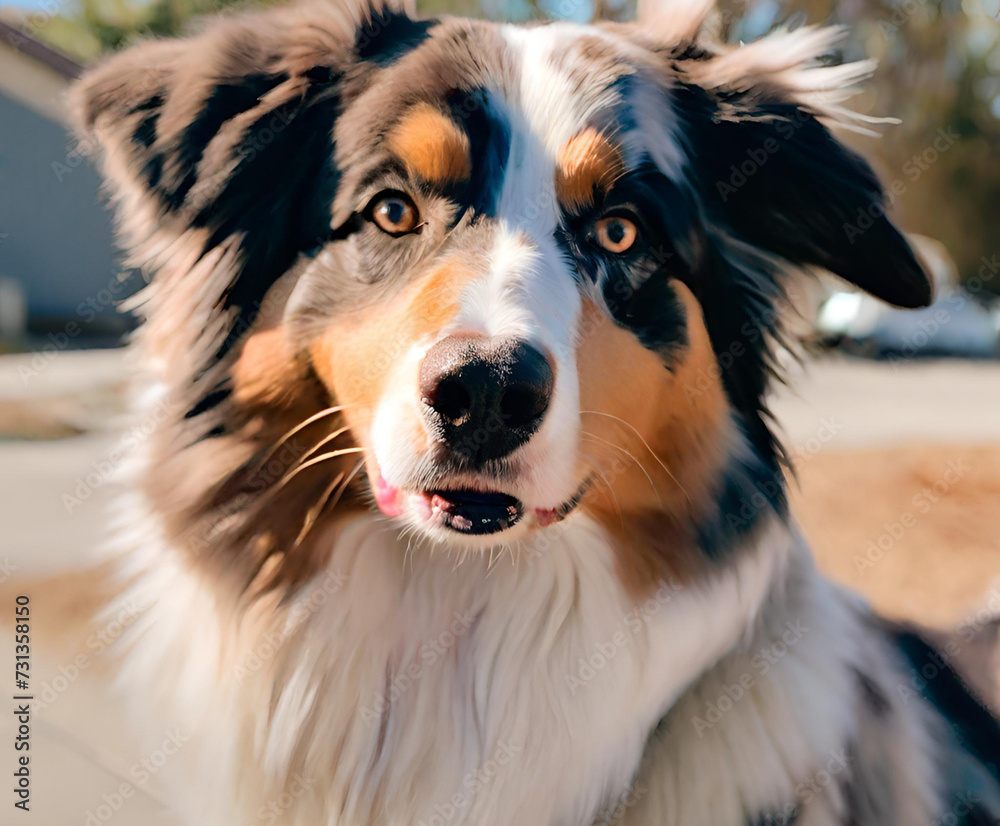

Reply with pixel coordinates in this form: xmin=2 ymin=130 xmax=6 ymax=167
xmin=0 ymin=349 xmax=998 ymax=825
xmin=772 ymin=355 xmax=1000 ymax=448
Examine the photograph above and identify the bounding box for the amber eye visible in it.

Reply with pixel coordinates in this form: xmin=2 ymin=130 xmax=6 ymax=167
xmin=369 ymin=192 xmax=420 ymax=235
xmin=594 ymin=215 xmax=638 ymax=254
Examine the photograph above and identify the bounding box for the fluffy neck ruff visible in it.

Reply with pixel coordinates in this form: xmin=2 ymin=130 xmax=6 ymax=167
xmin=115 ymin=491 xmax=795 ymax=826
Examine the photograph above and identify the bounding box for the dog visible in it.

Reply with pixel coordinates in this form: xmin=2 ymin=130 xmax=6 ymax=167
xmin=68 ymin=0 xmax=1000 ymax=822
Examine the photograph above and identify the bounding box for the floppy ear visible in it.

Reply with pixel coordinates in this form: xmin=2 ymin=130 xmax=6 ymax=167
xmin=71 ymin=0 xmax=429 ymax=361
xmin=667 ymin=27 xmax=933 ymax=309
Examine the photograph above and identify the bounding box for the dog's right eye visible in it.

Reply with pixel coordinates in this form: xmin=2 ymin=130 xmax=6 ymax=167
xmin=367 ymin=191 xmax=421 ymax=236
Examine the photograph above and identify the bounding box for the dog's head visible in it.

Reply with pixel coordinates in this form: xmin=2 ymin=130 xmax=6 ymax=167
xmin=76 ymin=0 xmax=931 ymax=592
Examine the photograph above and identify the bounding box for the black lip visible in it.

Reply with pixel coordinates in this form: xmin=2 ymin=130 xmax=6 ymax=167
xmin=430 ymin=489 xmax=523 ymax=535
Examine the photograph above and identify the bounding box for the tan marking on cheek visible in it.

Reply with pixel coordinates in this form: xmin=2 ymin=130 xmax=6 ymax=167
xmin=231 ymin=327 xmax=308 ymax=408
xmin=229 ymin=272 xmax=316 ymax=410
xmin=575 ymin=284 xmax=735 ymax=597
xmin=555 ymin=128 xmax=624 ymax=213
xmin=388 ymin=103 xmax=471 ymax=185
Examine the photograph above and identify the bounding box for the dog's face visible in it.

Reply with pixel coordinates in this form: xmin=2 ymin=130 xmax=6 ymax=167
xmin=76 ymin=0 xmax=931 ymax=585
xmin=302 ymin=21 xmax=725 ymax=545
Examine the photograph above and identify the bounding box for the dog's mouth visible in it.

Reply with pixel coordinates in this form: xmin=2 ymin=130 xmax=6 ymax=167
xmin=372 ymin=473 xmax=588 ymax=536
xmin=426 ymin=489 xmax=523 ymax=535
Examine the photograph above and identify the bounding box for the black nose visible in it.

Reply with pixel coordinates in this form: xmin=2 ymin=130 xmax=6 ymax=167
xmin=419 ymin=336 xmax=554 ymax=466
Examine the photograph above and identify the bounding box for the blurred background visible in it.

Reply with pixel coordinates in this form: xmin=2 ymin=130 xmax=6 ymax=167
xmin=0 ymin=0 xmax=998 ymax=823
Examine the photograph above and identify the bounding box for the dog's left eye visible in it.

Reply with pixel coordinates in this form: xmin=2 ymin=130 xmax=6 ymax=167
xmin=593 ymin=215 xmax=638 ymax=254
xmin=368 ymin=191 xmax=421 ymax=235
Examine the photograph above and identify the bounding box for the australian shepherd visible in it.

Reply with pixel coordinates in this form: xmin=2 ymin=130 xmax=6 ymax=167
xmin=65 ymin=0 xmax=1000 ymax=822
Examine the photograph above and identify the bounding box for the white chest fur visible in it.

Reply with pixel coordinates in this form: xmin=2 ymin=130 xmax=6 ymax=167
xmin=115 ymin=511 xmax=790 ymax=826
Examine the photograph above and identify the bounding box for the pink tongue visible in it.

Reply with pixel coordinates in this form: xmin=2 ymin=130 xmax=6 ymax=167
xmin=374 ymin=475 xmax=404 ymax=518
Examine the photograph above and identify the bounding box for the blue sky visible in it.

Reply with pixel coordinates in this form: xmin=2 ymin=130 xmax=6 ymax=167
xmin=6 ymin=0 xmax=62 ymax=8
xmin=5 ymin=0 xmax=72 ymax=9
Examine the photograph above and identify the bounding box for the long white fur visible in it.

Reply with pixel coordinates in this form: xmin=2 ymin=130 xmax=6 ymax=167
xmin=112 ymin=456 xmax=791 ymax=826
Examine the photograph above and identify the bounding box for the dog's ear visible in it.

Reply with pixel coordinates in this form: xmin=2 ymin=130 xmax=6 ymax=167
xmin=71 ymin=0 xmax=430 ymax=359
xmin=677 ymin=89 xmax=933 ymax=309
xmin=71 ymin=0 xmax=427 ymax=226
xmin=660 ymin=25 xmax=933 ymax=309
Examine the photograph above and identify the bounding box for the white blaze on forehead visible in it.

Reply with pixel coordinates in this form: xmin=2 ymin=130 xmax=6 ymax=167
xmin=453 ymin=21 xmax=626 ymax=347
xmin=495 ymin=23 xmax=629 ymax=231
xmin=500 ymin=22 xmax=629 ymax=156
xmin=501 ymin=22 xmax=686 ymax=184
xmin=456 ymin=231 xmax=538 ymax=339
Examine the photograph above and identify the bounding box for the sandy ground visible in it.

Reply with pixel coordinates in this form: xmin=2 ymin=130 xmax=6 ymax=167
xmin=792 ymin=443 xmax=1000 ymax=626
xmin=0 ymin=351 xmax=998 ymax=825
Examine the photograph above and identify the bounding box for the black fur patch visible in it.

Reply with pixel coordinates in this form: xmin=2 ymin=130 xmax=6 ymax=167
xmin=688 ymin=239 xmax=787 ymax=482
xmin=132 ymin=112 xmax=159 ymax=149
xmin=599 ymin=163 xmax=695 ymax=362
xmin=129 ymin=98 xmax=163 ymax=187
xmin=192 ymin=89 xmax=342 ymax=364
xmin=184 ymin=384 xmax=232 ymax=419
xmin=168 ymin=72 xmax=289 ymax=210
xmin=557 ymin=161 xmax=694 ymax=364
xmin=892 ymin=630 xmax=1000 ymax=783
xmin=855 ymin=668 xmax=891 ymax=718
xmin=602 ymin=270 xmax=688 ymax=360
xmin=648 ymin=79 xmax=932 ymax=500
xmin=355 ymin=8 xmax=435 ymax=66
xmin=698 ymin=442 xmax=786 ymax=559
xmin=448 ymin=88 xmax=511 ymax=218
xmin=672 ymin=83 xmax=930 ymax=309
xmin=745 ymin=807 xmax=799 ymax=826
xmin=127 ymin=94 xmax=164 ymax=114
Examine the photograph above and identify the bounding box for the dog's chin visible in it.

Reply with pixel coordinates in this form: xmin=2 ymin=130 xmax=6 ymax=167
xmin=369 ymin=465 xmax=589 ymax=547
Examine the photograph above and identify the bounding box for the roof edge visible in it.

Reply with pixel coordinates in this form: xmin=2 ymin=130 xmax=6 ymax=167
xmin=0 ymin=19 xmax=83 ymax=79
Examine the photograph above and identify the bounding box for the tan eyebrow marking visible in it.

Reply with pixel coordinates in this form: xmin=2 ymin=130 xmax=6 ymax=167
xmin=555 ymin=127 xmax=625 ymax=212
xmin=387 ymin=103 xmax=471 ymax=185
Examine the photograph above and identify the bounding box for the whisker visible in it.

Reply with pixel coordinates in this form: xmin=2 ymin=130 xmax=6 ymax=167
xmin=274 ymin=448 xmax=366 ymax=492
xmin=583 ymin=457 xmax=626 ymax=532
xmin=486 ymin=543 xmax=513 ymax=576
xmin=326 ymin=458 xmax=366 ymax=513
xmin=290 ymin=458 xmax=366 ymax=551
xmin=576 ymin=439 xmax=624 ymax=527
xmin=581 ymin=431 xmax=662 ymax=509
xmin=257 ymin=404 xmax=351 ymax=469
xmin=402 ymin=529 xmax=417 ymax=573
xmin=298 ymin=427 xmax=353 ymax=465
xmin=291 ymin=472 xmax=346 ymax=551
xmin=580 ymin=410 xmax=693 ymax=507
